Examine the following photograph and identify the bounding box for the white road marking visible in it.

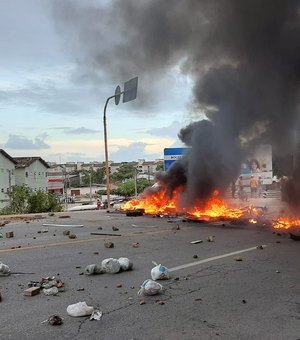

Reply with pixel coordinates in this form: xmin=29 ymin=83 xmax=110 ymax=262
xmin=168 ymin=245 xmax=267 ymax=272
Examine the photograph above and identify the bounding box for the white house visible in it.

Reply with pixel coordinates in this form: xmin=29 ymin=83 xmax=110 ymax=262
xmin=0 ymin=149 xmax=17 ymax=209
xmin=13 ymin=157 xmax=50 ymax=192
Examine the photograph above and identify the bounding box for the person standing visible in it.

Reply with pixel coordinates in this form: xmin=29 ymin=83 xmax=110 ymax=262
xmin=250 ymin=175 xmax=258 ymax=198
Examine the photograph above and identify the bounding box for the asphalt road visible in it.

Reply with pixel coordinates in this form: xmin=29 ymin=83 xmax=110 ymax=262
xmin=0 ymin=206 xmax=299 ymax=340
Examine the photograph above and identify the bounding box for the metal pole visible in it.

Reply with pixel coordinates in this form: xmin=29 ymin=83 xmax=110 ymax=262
xmin=89 ymin=168 xmax=92 ymax=204
xmin=103 ymin=95 xmax=116 ymax=210
xmin=134 ymin=167 xmax=138 ymax=198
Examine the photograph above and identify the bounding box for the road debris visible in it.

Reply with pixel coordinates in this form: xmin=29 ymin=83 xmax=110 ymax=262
xmin=193 ymin=255 xmax=198 ymax=259
xmin=132 ymin=242 xmax=140 ymax=248
xmin=59 ymin=215 xmax=71 ymax=219
xmin=172 ymin=225 xmax=180 ymax=231
xmin=207 ymin=236 xmax=215 ymax=242
xmin=131 ymin=224 xmax=158 ymax=228
xmin=67 ymin=301 xmax=94 ymax=317
xmin=90 ymin=310 xmax=103 ymax=321
xmin=42 ymin=223 xmax=83 ymax=228
xmin=0 ymin=262 xmax=11 ymax=276
xmin=47 ymin=315 xmax=63 ymax=326
xmin=234 ymin=256 xmax=243 ymax=261
xmin=68 ymin=233 xmax=77 ymax=239
xmin=5 ymin=231 xmax=14 ymax=238
xmin=256 ymin=245 xmax=264 ymax=249
xmin=63 ymin=230 xmax=70 ymax=236
xmin=138 ymin=279 xmax=164 ymax=296
xmin=0 ymin=292 xmax=2 ymax=302
xmin=43 ymin=287 xmax=59 ymax=296
xmin=190 ymin=240 xmax=203 ymax=244
xmin=24 ymin=287 xmax=40 ymax=296
xmin=151 ymin=262 xmax=170 ymax=280
xmin=118 ymin=257 xmax=133 ymax=271
xmin=156 ymin=300 xmax=165 ymax=305
xmin=290 ymin=233 xmax=300 ymax=241
xmin=101 ymin=258 xmax=121 ymax=273
xmin=139 ymin=299 xmax=146 ymax=305
xmin=112 ymin=226 xmax=119 ymax=231
xmin=84 ymin=264 xmax=105 ymax=275
xmin=104 ymin=241 xmax=114 ymax=248
xmin=91 ymin=232 xmax=122 ymax=236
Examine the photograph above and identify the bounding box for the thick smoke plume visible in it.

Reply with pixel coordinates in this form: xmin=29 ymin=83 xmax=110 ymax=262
xmin=52 ymin=0 xmax=300 ymax=207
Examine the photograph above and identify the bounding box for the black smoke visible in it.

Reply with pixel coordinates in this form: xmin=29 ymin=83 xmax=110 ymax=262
xmin=52 ymin=0 xmax=300 ymax=207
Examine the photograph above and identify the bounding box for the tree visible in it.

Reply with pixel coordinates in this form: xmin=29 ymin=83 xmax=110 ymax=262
xmin=156 ymin=163 xmax=164 ymax=171
xmin=81 ymin=168 xmax=105 ymax=186
xmin=114 ymin=178 xmax=155 ymax=197
xmin=1 ymin=185 xmax=62 ymax=215
xmin=111 ymin=163 xmax=135 ymax=182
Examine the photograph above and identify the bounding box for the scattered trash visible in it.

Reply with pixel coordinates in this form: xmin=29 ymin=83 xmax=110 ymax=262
xmin=112 ymin=226 xmax=119 ymax=231
xmin=131 ymin=224 xmax=158 ymax=228
xmin=256 ymin=245 xmax=264 ymax=249
xmin=151 ymin=262 xmax=170 ymax=280
xmin=207 ymin=236 xmax=215 ymax=242
xmin=47 ymin=315 xmax=63 ymax=326
xmin=0 ymin=292 xmax=2 ymax=302
xmin=276 ymin=270 xmax=280 ymax=273
xmin=24 ymin=287 xmax=40 ymax=296
xmin=84 ymin=264 xmax=105 ymax=275
xmin=41 ymin=229 xmax=49 ymax=233
xmin=0 ymin=262 xmax=11 ymax=276
xmin=42 ymin=223 xmax=83 ymax=228
xmin=5 ymin=231 xmax=14 ymax=238
xmin=139 ymin=299 xmax=146 ymax=305
xmin=101 ymin=258 xmax=121 ymax=274
xmin=116 ymin=284 xmax=123 ymax=288
xmin=132 ymin=242 xmax=140 ymax=248
xmin=77 ymin=288 xmax=85 ymax=291
xmin=67 ymin=301 xmax=94 ymax=317
xmin=234 ymin=256 xmax=243 ymax=261
xmin=172 ymin=225 xmax=180 ymax=231
xmin=59 ymin=215 xmax=71 ymax=219
xmin=242 ymin=299 xmax=247 ymax=304
xmin=90 ymin=310 xmax=103 ymax=321
xmin=190 ymin=240 xmax=203 ymax=244
xmin=118 ymin=257 xmax=133 ymax=271
xmin=43 ymin=287 xmax=59 ymax=296
xmin=193 ymin=255 xmax=198 ymax=259
xmin=68 ymin=233 xmax=77 ymax=239
xmin=138 ymin=279 xmax=163 ymax=296
xmin=63 ymin=230 xmax=70 ymax=236
xmin=0 ymin=229 xmax=3 ymax=238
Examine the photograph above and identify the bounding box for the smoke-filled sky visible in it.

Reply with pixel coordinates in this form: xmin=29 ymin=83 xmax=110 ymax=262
xmin=1 ymin=0 xmax=299 ymax=181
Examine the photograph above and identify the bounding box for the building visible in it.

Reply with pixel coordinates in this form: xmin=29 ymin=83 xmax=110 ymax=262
xmin=13 ymin=157 xmax=50 ymax=192
xmin=0 ymin=149 xmax=17 ymax=209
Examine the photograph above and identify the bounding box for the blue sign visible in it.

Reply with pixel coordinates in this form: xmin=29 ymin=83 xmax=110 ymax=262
xmin=164 ymin=147 xmax=189 ymax=171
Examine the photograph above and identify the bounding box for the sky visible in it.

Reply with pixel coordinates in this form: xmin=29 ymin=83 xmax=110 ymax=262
xmin=0 ymin=0 xmax=195 ymax=164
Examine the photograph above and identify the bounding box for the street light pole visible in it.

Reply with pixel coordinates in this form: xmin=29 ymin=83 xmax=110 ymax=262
xmin=103 ymin=95 xmax=116 ymax=210
xmin=102 ymin=76 xmax=138 ymax=210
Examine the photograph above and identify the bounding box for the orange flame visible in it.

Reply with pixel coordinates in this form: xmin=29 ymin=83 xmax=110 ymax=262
xmin=122 ymin=188 xmax=244 ymax=219
xmin=273 ymin=217 xmax=300 ymax=229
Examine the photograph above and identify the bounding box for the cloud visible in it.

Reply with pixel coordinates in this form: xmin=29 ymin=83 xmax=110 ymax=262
xmin=64 ymin=127 xmax=98 ymax=134
xmin=110 ymin=142 xmax=161 ymax=162
xmin=147 ymin=121 xmax=183 ymax=139
xmin=4 ymin=134 xmax=50 ymax=150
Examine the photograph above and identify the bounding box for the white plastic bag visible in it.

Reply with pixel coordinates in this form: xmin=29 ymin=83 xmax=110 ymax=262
xmin=67 ymin=301 xmax=94 ymax=317
xmin=151 ymin=261 xmax=169 ymax=280
xmin=43 ymin=286 xmax=59 ymax=296
xmin=0 ymin=262 xmax=10 ymax=276
xmin=118 ymin=257 xmax=133 ymax=271
xmin=101 ymin=258 xmax=121 ymax=274
xmin=138 ymin=279 xmax=163 ymax=296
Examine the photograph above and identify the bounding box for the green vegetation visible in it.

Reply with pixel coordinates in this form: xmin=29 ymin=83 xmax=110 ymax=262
xmin=0 ymin=185 xmax=62 ymax=215
xmin=80 ymin=168 xmax=105 ymax=186
xmin=113 ymin=178 xmax=154 ymax=197
xmin=111 ymin=163 xmax=136 ymax=182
